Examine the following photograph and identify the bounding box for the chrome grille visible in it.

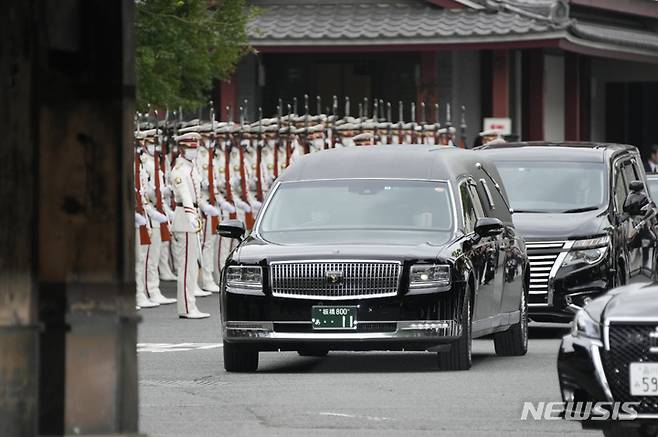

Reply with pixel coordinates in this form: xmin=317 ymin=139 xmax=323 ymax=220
xmin=270 ymin=260 xmax=401 ymax=300
xmin=525 ymin=241 xmax=568 ymax=306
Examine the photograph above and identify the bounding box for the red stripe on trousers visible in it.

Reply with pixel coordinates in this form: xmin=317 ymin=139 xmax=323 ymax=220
xmin=184 ymin=233 xmax=189 ymax=314
xmin=145 ymin=245 xmax=151 ymax=298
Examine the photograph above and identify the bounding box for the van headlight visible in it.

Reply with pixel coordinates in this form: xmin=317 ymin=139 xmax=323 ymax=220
xmin=562 ymin=236 xmax=609 ymax=267
xmin=226 ymin=266 xmax=264 ymax=295
xmin=408 ymin=264 xmax=451 ymax=295
xmin=571 ymin=309 xmax=601 ymax=339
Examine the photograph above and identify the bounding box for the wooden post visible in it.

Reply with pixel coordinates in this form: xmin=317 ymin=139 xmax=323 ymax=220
xmin=0 ymin=1 xmax=141 ymax=435
xmin=492 ymin=50 xmax=510 ymax=118
xmin=522 ymin=49 xmax=545 ymax=141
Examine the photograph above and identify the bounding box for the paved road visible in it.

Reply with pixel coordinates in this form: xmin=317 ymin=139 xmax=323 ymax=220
xmin=138 ymin=282 xmax=600 ymax=437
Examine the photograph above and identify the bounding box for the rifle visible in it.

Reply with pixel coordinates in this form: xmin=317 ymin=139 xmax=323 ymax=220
xmin=274 ymin=104 xmax=281 ymax=178
xmin=238 ymin=106 xmax=255 ymax=229
xmin=285 ymin=104 xmax=293 ymax=167
xmin=398 ymin=101 xmax=403 ymax=143
xmin=303 ymin=94 xmax=310 ymax=154
xmin=459 ymin=105 xmax=467 ymax=149
xmin=255 ymin=107 xmax=264 ymax=203
xmin=373 ymin=99 xmax=379 ymax=143
xmin=420 ymin=102 xmax=426 ymax=145
xmin=410 ymin=102 xmax=417 ymax=144
xmin=152 ymin=113 xmax=172 ymax=243
xmin=433 ymin=103 xmax=440 ymax=145
xmin=207 ymin=101 xmax=220 ymax=234
xmin=386 ymin=102 xmax=392 ymax=145
xmin=330 ymin=95 xmax=338 ymax=148
xmin=135 ymin=149 xmax=151 ymax=245
xmin=224 ymin=105 xmax=237 ymax=220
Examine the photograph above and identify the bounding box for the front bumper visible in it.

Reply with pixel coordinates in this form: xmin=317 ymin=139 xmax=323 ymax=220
xmin=558 ymin=333 xmax=658 ymax=428
xmin=530 ymin=258 xmax=611 ymax=323
xmin=221 ymin=290 xmax=464 ymax=351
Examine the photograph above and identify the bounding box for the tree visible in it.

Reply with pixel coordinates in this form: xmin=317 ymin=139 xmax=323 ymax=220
xmin=135 ymin=0 xmax=257 ymax=111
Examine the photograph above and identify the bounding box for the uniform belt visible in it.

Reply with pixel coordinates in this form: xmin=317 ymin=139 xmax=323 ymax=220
xmin=176 ymin=203 xmax=198 ymax=207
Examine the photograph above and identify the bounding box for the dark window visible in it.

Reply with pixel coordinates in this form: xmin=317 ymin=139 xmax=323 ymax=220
xmin=460 ymin=180 xmax=483 ymax=233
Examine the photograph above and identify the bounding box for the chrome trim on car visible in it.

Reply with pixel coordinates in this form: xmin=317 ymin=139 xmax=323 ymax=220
xmin=548 ymin=241 xmax=574 ymax=306
xmin=269 ymin=259 xmax=402 ymax=300
xmin=590 ymin=343 xmax=614 ymax=402
xmin=223 ymin=320 xmax=462 ymax=341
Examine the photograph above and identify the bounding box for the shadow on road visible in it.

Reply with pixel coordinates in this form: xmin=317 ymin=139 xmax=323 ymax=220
xmin=257 ymin=351 xmax=494 ymax=373
xmin=529 ymin=326 xmax=570 ymax=339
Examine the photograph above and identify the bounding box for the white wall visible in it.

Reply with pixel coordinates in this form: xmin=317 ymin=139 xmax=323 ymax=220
xmin=590 ymin=58 xmax=658 ymax=142
xmin=544 ymin=53 xmax=565 ymax=142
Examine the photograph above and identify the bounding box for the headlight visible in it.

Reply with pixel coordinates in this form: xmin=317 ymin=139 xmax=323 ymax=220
xmin=571 ymin=308 xmax=601 ymax=339
xmin=408 ymin=264 xmax=451 ymax=294
xmin=562 ymin=236 xmax=609 ymax=267
xmin=226 ymin=265 xmax=263 ymax=295
xmin=571 ymin=236 xmax=609 ymax=249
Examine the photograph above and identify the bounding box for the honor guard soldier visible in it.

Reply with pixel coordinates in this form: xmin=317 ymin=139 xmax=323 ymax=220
xmin=478 ymin=128 xmax=505 ymax=147
xmin=352 ymin=132 xmax=375 ymax=146
xmin=134 ymin=132 xmax=158 ymax=309
xmin=170 ymin=132 xmax=211 ymax=319
xmin=139 ymin=129 xmax=177 ymax=305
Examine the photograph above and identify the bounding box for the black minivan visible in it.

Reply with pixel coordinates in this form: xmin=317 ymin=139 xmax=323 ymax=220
xmin=479 ymin=142 xmax=658 ymax=322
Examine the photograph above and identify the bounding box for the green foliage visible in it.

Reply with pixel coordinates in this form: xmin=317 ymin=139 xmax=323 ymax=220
xmin=135 ymin=0 xmax=256 ymax=111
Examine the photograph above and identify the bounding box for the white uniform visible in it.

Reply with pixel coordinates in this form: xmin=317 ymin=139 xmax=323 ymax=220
xmin=196 ymin=144 xmax=220 ymax=292
xmin=141 ymin=153 xmax=177 ymax=305
xmin=170 ymin=156 xmax=210 ymax=319
xmin=158 ymin=153 xmax=177 ymax=281
xmin=135 ymin=157 xmax=158 ymax=309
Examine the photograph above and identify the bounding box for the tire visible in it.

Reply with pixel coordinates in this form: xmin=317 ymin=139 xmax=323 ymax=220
xmin=493 ymin=287 xmax=528 ymax=356
xmin=437 ymin=291 xmax=472 ymax=371
xmin=223 ymin=342 xmax=258 ymax=372
xmin=298 ymin=347 xmax=329 ymax=357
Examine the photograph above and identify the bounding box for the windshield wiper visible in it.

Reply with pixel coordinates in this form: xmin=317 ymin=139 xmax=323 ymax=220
xmin=561 ymin=206 xmax=599 ymax=213
xmin=512 ymin=209 xmax=549 ymax=213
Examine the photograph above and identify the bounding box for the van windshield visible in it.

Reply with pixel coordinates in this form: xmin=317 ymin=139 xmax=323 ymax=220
xmin=258 ymin=179 xmax=454 ymax=245
xmin=495 ymin=161 xmax=607 ymax=213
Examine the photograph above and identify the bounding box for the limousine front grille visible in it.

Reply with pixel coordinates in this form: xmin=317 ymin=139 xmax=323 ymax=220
xmin=525 ymin=241 xmax=569 ymax=306
xmin=270 ymin=260 xmax=401 ymax=300
xmin=602 ymin=323 xmax=658 ymax=414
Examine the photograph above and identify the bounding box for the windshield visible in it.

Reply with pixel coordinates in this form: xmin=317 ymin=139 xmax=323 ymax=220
xmin=258 ymin=179 xmax=454 ymax=245
xmin=495 ymin=161 xmax=607 ymax=213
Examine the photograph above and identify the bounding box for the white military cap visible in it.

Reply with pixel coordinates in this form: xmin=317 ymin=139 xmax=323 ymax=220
xmin=352 ymin=132 xmax=374 ymax=142
xmin=175 ymin=132 xmax=201 ymax=145
xmin=180 ymin=119 xmax=200 ymax=128
xmin=437 ymin=126 xmax=457 ymax=135
xmin=483 ymin=138 xmax=506 ymax=147
xmin=479 ymin=128 xmax=503 ymax=137
xmin=134 ymin=131 xmax=146 ymax=140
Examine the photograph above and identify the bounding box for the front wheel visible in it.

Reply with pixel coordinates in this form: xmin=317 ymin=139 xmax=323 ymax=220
xmin=223 ymin=342 xmax=259 ymax=372
xmin=437 ymin=292 xmax=472 ymax=371
xmin=493 ymin=287 xmax=528 ymax=356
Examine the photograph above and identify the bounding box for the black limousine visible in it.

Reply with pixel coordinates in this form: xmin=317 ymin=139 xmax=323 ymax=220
xmin=478 ymin=142 xmax=658 ymax=323
xmin=558 ymin=283 xmax=658 ymax=436
xmin=218 ymin=145 xmax=528 ymax=372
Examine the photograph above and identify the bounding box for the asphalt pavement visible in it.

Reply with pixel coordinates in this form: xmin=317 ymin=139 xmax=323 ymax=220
xmin=138 ymin=282 xmax=600 ymax=437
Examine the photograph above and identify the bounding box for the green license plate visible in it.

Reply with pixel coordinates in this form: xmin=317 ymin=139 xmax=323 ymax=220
xmin=311 ymin=306 xmax=358 ymax=330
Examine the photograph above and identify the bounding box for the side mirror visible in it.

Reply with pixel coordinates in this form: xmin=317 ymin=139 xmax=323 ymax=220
xmin=474 ymin=217 xmax=504 ymax=238
xmin=217 ymin=219 xmax=246 ymax=239
xmin=623 ymin=181 xmax=649 ymax=216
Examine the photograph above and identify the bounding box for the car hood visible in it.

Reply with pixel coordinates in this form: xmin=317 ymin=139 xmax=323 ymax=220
xmin=233 ymin=237 xmax=456 ymax=264
xmin=602 ymin=282 xmax=658 ymax=321
xmin=512 ymin=209 xmax=608 ymax=241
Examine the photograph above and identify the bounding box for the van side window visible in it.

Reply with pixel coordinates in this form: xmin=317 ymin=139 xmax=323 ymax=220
xmin=479 ymin=179 xmax=495 ymax=209
xmin=614 ymin=164 xmax=628 ymax=212
xmin=460 ymin=181 xmax=482 ymax=234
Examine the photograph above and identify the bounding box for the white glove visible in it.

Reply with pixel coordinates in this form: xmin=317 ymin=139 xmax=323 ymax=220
xmin=166 ymin=208 xmax=175 ymax=222
xmin=219 ymin=199 xmax=236 ymax=214
xmin=234 ymin=198 xmax=252 ymax=213
xmin=201 ymin=180 xmax=210 ymax=189
xmin=161 ymin=186 xmax=172 ymax=197
xmin=187 ymin=213 xmax=199 ymax=229
xmin=148 ymin=209 xmax=168 ymax=223
xmin=135 ymin=213 xmax=148 ymax=228
xmin=200 ymin=202 xmax=219 ymax=217
xmin=252 ymin=200 xmax=262 ymax=213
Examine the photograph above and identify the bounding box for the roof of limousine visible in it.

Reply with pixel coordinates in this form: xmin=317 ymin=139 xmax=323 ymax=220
xmin=476 ymin=141 xmax=638 ymax=163
xmin=278 ymin=145 xmax=493 ymax=182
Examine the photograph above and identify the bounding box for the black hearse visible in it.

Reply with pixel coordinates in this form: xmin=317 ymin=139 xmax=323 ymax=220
xmin=558 ymin=283 xmax=658 ymax=436
xmin=478 ymin=143 xmax=658 ymax=323
xmin=217 ymin=145 xmax=528 ymax=372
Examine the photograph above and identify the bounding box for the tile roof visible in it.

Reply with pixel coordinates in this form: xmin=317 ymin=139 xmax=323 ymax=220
xmin=247 ymin=0 xmax=658 ymax=59
xmin=247 ymin=1 xmax=563 ymax=46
